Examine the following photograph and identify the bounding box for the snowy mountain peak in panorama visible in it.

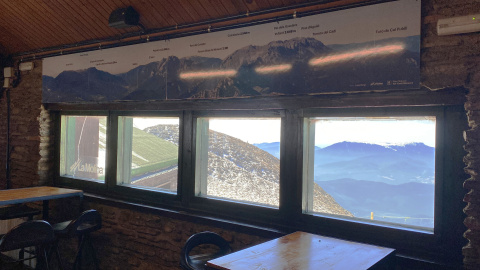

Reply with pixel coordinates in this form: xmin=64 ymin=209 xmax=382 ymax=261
xmin=222 ymin=37 xmax=331 ymax=68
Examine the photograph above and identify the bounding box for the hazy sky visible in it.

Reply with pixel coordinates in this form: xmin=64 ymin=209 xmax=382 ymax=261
xmin=209 ymin=119 xmax=281 ymax=144
xmin=132 ymin=116 xmax=436 ymax=147
xmin=210 ymin=118 xmax=435 ymax=147
xmin=314 ymin=117 xmax=436 ymax=148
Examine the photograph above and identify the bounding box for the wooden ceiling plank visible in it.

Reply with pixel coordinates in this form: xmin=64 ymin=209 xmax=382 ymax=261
xmin=263 ymin=0 xmax=277 ymax=9
xmin=78 ymin=0 xmax=121 ymax=37
xmin=251 ymin=0 xmax=272 ymax=10
xmin=217 ymin=0 xmax=240 ymax=15
xmin=0 ymin=1 xmax=53 ymax=50
xmin=0 ymin=25 xmax=31 ymax=55
xmin=138 ymin=0 xmax=169 ymax=28
xmin=159 ymin=0 xmax=192 ymax=25
xmin=144 ymin=0 xmax=177 ymax=27
xmin=230 ymin=0 xmax=249 ymax=15
xmin=63 ymin=0 xmax=119 ymax=39
xmin=35 ymin=1 xmax=81 ymax=45
xmin=69 ymin=0 xmax=114 ymax=38
xmin=176 ymin=1 xmax=202 ymax=23
xmin=0 ymin=2 xmax=35 ymax=39
xmin=45 ymin=0 xmax=96 ymax=41
xmin=197 ymin=0 xmax=220 ymax=18
xmin=36 ymin=0 xmax=85 ymax=42
xmin=241 ymin=0 xmax=261 ymax=12
xmin=0 ymin=1 xmax=53 ymax=45
xmin=274 ymin=0 xmax=291 ymax=8
xmin=89 ymin=0 xmax=113 ymax=18
xmin=45 ymin=1 xmax=96 ymax=42
xmin=206 ymin=0 xmax=230 ymax=17
xmin=191 ymin=1 xmax=217 ymax=20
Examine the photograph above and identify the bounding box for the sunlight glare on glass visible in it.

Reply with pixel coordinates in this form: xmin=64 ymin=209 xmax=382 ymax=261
xmin=179 ymin=69 xmax=237 ymax=79
xmin=309 ymin=44 xmax=404 ymax=66
xmin=255 ymin=64 xmax=292 ymax=74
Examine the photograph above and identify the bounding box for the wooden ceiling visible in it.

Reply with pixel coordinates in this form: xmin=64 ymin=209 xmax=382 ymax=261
xmin=0 ymin=0 xmax=371 ymax=58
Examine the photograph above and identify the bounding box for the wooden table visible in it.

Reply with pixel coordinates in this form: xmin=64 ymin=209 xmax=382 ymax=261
xmin=206 ymin=231 xmax=396 ymax=270
xmin=0 ymin=186 xmax=83 ymax=220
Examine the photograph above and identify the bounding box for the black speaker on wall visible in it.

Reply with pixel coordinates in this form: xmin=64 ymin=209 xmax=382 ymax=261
xmin=108 ymin=6 xmax=140 ymax=28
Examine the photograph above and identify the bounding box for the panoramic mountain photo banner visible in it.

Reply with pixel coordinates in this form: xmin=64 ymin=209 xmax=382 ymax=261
xmin=42 ymin=0 xmax=420 ymax=103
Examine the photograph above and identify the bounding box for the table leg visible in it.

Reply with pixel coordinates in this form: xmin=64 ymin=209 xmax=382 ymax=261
xmin=43 ymin=200 xmax=49 ymax=220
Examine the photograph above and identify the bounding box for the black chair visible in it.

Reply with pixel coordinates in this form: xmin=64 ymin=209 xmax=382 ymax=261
xmin=180 ymin=231 xmax=232 ymax=270
xmin=0 ymin=204 xmax=43 ymax=263
xmin=0 ymin=220 xmax=58 ymax=270
xmin=53 ymin=209 xmax=101 ymax=270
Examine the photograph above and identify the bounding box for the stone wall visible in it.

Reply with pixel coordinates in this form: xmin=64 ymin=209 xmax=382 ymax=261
xmin=0 ymin=60 xmax=52 ymax=188
xmin=421 ymin=1 xmax=480 ymax=269
xmin=0 ymin=85 xmax=6 ymax=189
xmin=0 ymin=0 xmax=480 ymax=269
xmin=72 ymin=201 xmax=268 ymax=270
xmin=463 ymin=72 xmax=480 ymax=269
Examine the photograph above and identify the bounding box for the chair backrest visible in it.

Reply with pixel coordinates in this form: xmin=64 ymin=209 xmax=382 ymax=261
xmin=180 ymin=231 xmax=232 ymax=270
xmin=0 ymin=220 xmax=55 ymax=252
xmin=64 ymin=209 xmax=102 ymax=236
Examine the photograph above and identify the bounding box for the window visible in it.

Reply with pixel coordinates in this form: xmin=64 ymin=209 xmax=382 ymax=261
xmin=303 ymin=115 xmax=436 ymax=231
xmin=117 ymin=117 xmax=180 ymax=193
xmin=59 ymin=115 xmax=107 ymax=182
xmin=54 ymin=97 xmax=467 ymax=265
xmin=195 ymin=117 xmax=281 ymax=207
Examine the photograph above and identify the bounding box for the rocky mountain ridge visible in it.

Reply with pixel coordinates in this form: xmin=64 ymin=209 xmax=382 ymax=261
xmin=146 ymin=125 xmax=351 ymax=216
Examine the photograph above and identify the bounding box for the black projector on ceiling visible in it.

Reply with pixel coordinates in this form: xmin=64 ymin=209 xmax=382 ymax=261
xmin=108 ymin=6 xmax=140 ymax=28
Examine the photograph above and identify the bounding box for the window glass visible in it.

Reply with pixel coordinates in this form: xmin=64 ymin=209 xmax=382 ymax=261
xmin=117 ymin=117 xmax=179 ymax=193
xmin=303 ymin=116 xmax=436 ymax=230
xmin=60 ymin=115 xmax=106 ymax=182
xmin=195 ymin=118 xmax=281 ymax=207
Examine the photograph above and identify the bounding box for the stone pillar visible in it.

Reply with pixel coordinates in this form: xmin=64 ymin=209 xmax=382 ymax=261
xmin=6 ymin=60 xmax=47 ymax=188
xmin=463 ymin=71 xmax=480 ymax=269
xmin=38 ymin=103 xmax=55 ymax=185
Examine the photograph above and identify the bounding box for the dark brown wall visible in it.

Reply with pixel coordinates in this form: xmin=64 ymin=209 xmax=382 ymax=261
xmin=1 ymin=0 xmax=480 ymax=269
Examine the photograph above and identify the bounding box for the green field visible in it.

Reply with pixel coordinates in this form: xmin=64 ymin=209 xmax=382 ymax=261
xmin=62 ymin=117 xmax=178 ymax=179
xmin=130 ymin=126 xmax=178 ymax=176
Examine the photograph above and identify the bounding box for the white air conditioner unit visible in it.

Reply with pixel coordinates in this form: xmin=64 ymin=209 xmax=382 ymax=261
xmin=19 ymin=62 xmax=34 ymax=71
xmin=437 ymin=14 xmax=480 ymax=36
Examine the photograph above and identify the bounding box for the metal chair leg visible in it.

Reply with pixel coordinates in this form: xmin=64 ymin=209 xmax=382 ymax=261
xmin=54 ymin=244 xmax=64 ymax=270
xmin=85 ymin=235 xmax=100 ymax=270
xmin=41 ymin=248 xmax=50 ymax=270
xmin=73 ymin=235 xmax=85 ymax=270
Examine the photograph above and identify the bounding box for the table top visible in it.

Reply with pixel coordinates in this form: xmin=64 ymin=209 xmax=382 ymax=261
xmin=0 ymin=186 xmax=83 ymax=205
xmin=206 ymin=231 xmax=395 ymax=270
